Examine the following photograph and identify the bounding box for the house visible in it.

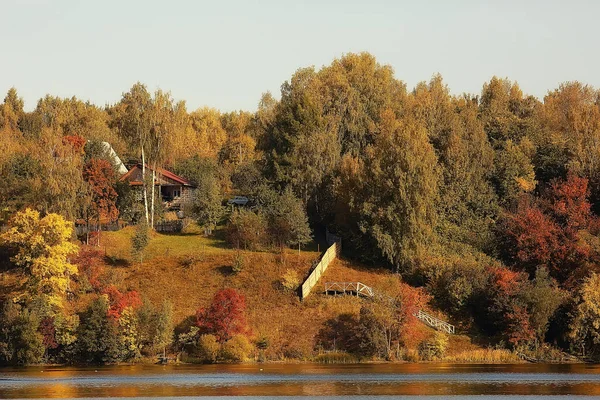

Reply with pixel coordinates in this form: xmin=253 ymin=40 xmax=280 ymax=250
xmin=119 ymin=164 xmax=196 ymax=209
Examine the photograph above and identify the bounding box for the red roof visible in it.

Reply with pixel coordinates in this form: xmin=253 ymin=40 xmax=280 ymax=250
xmin=120 ymin=164 xmax=194 ymax=187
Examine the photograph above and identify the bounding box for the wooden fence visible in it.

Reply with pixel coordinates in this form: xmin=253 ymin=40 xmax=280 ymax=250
xmin=300 ymin=240 xmax=340 ymax=300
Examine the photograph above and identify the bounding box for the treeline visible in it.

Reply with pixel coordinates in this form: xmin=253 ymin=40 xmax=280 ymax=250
xmin=3 ymin=52 xmax=600 ymax=361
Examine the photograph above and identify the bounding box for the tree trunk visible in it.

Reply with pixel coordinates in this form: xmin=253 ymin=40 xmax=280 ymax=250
xmin=151 ymin=166 xmax=156 ymax=229
xmin=97 ymin=218 xmax=101 ymax=246
xmin=142 ymin=147 xmax=149 ymax=225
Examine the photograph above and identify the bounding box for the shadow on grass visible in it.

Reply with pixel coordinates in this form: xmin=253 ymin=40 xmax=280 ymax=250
xmin=217 ymin=265 xmax=234 ymax=276
xmin=104 ymin=255 xmax=131 ymax=268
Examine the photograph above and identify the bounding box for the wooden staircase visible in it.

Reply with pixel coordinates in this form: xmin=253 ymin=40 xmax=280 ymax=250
xmin=323 ymin=281 xmax=455 ymax=334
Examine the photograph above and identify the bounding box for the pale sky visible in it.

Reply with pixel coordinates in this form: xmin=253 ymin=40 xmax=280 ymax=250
xmin=1 ymin=0 xmax=599 ymax=112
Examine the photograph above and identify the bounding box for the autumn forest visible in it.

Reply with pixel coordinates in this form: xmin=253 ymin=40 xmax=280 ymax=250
xmin=2 ymin=52 xmax=600 ymax=365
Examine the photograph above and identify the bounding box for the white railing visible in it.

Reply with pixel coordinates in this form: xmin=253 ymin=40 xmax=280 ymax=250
xmin=413 ymin=309 xmax=455 ymax=334
xmin=324 ymin=281 xmax=374 ymax=297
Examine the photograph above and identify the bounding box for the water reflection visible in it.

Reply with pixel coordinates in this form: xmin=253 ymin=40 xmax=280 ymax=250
xmin=2 ymin=363 xmax=600 ymax=398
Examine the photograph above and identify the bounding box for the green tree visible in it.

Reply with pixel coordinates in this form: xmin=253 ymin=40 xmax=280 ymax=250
xmin=77 ymin=296 xmax=122 ymax=364
xmin=341 ymin=110 xmax=439 ymax=271
xmin=0 ymin=302 xmax=44 ymax=365
xmin=226 ymin=209 xmax=267 ymax=250
xmin=131 ymin=222 xmax=150 ymax=263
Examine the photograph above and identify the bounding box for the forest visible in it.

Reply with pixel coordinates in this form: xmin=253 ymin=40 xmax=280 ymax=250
xmin=2 ymin=52 xmax=600 ymax=365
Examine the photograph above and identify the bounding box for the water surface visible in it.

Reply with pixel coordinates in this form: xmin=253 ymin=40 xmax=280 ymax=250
xmin=2 ymin=363 xmax=600 ymax=398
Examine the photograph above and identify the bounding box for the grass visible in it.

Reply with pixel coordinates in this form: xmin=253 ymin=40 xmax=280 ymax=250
xmin=0 ymin=222 xmax=509 ymax=363
xmin=443 ymin=348 xmax=522 ymax=363
xmin=314 ymin=352 xmax=358 ymax=364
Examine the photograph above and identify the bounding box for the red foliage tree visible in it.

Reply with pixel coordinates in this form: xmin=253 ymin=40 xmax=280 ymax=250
xmin=39 ymin=316 xmax=58 ymax=350
xmin=487 ymin=266 xmax=535 ymax=346
xmin=62 ymin=135 xmax=86 ymax=153
xmin=102 ymin=285 xmax=142 ymax=319
xmin=397 ymin=282 xmax=431 ymax=348
xmin=83 ymin=158 xmax=119 ymax=223
xmin=547 ymin=174 xmax=593 ymax=231
xmin=501 ymin=175 xmax=600 ymax=285
xmin=504 ymin=304 xmax=535 ymax=346
xmin=73 ymin=248 xmax=105 ymax=290
xmin=196 ymin=288 xmax=248 ymax=343
xmin=502 ymin=200 xmax=560 ymax=274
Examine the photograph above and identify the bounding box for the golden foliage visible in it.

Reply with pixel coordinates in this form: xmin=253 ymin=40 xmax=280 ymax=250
xmin=1 ymin=208 xmax=78 ymax=310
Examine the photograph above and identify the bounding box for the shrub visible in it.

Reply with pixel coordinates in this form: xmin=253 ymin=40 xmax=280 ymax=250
xmin=179 ymin=254 xmax=198 ymax=269
xmin=281 ymin=269 xmax=300 ymax=291
xmin=197 ymin=334 xmax=220 ymax=363
xmin=220 ymin=335 xmax=253 ymax=362
xmin=232 ymin=252 xmax=244 ymax=274
xmin=131 ymin=223 xmax=149 ymax=263
xmin=196 ymin=288 xmax=248 ymax=342
xmin=418 ymin=332 xmax=449 ymax=360
xmin=225 ymin=209 xmax=267 ymax=250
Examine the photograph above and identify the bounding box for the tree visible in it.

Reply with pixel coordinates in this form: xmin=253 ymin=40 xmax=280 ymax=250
xmin=268 ymin=189 xmax=312 ymax=251
xmin=131 ymin=223 xmax=150 ymax=263
xmin=500 ymin=175 xmax=600 ymax=285
xmin=109 ymin=83 xmax=153 ymax=225
xmin=176 ymin=159 xmax=224 ymax=234
xmin=196 ymin=288 xmax=248 ymax=343
xmin=136 ymin=299 xmax=173 ymax=356
xmin=411 ymin=76 xmax=498 ymax=251
xmin=189 ymin=107 xmax=227 ymax=159
xmin=522 ymin=267 xmax=565 ymax=343
xmin=570 ymin=273 xmax=600 ymax=359
xmin=225 ymin=209 xmax=267 ymax=250
xmin=0 ymin=302 xmax=44 ymax=365
xmin=77 ymin=296 xmax=123 ymax=363
xmin=0 ymin=87 xmax=24 ymax=132
xmin=340 ymin=110 xmax=439 ymax=271
xmin=540 ymin=82 xmax=600 ymax=204
xmin=83 ymin=158 xmax=119 ymax=245
xmin=1 ymin=209 xmax=78 ymax=311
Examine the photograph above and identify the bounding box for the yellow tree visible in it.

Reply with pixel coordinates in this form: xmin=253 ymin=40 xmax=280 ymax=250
xmin=570 ymin=273 xmax=600 ymax=359
xmin=0 ymin=209 xmax=78 ymax=310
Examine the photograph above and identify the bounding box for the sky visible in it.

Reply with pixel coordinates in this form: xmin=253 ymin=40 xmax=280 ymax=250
xmin=1 ymin=0 xmax=599 ymax=112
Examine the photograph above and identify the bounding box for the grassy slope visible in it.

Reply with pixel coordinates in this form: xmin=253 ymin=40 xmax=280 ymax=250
xmin=0 ymin=224 xmax=501 ymax=361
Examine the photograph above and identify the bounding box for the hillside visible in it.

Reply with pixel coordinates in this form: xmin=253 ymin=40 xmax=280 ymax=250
xmin=70 ymin=226 xmax=513 ymax=361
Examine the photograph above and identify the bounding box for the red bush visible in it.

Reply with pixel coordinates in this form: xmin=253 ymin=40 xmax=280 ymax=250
xmin=102 ymin=285 xmax=142 ymax=319
xmin=73 ymin=248 xmax=105 ymax=290
xmin=196 ymin=288 xmax=248 ymax=343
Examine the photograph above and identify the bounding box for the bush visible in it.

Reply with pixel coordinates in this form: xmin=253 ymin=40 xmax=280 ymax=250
xmin=225 ymin=209 xmax=267 ymax=250
xmin=280 ymin=269 xmax=300 ymax=291
xmin=197 ymin=334 xmax=220 ymax=363
xmin=196 ymin=288 xmax=248 ymax=342
xmin=232 ymin=252 xmax=244 ymax=274
xmin=131 ymin=223 xmax=149 ymax=263
xmin=220 ymin=335 xmax=253 ymax=362
xmin=179 ymin=254 xmax=198 ymax=269
xmin=418 ymin=332 xmax=449 ymax=360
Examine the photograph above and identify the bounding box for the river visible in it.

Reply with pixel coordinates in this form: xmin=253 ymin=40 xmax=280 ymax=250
xmin=2 ymin=363 xmax=600 ymax=399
